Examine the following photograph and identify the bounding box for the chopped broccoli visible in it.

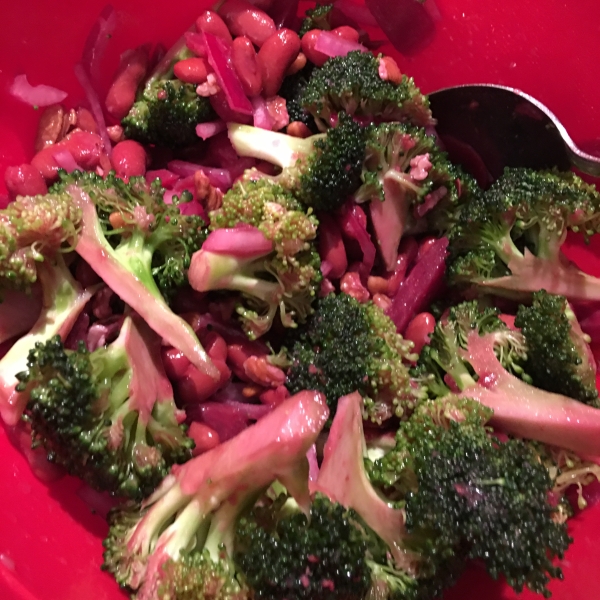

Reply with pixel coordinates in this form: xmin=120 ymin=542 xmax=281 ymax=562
xmin=301 ymin=51 xmax=433 ymax=129
xmin=236 ymin=492 xmax=373 ymax=600
xmin=18 ymin=315 xmax=193 ymax=499
xmin=122 ymin=39 xmax=215 ymax=148
xmin=285 ymin=292 xmax=421 ymax=423
xmin=228 ymin=113 xmax=367 ymax=212
xmin=355 ymin=122 xmax=478 ymax=270
xmin=0 ymin=192 xmax=90 ymax=427
xmin=368 ymin=396 xmax=571 ymax=597
xmin=299 ymin=3 xmax=334 ymax=36
xmin=56 ymin=171 xmax=218 ymax=380
xmin=447 ymin=167 xmax=600 ymax=301
xmin=414 ymin=300 xmax=600 ymax=457
xmin=102 ymin=391 xmax=329 ymax=599
xmin=190 ymin=181 xmax=321 ymax=339
xmin=278 ymin=66 xmax=318 ymax=132
xmin=515 ymin=290 xmax=599 ymax=406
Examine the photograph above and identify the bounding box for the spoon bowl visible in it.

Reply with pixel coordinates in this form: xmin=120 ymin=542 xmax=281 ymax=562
xmin=428 ymin=84 xmax=600 ymax=184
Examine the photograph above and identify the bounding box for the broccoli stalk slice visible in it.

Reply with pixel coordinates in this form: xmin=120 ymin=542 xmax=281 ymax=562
xmin=459 ymin=331 xmax=600 ymax=456
xmin=313 ymin=392 xmax=415 ymax=573
xmin=71 ymin=187 xmax=218 ymax=380
xmin=103 ymin=390 xmax=329 ymax=596
xmin=228 ymin=124 xmax=321 ymax=169
xmin=0 ymin=255 xmax=93 ymax=426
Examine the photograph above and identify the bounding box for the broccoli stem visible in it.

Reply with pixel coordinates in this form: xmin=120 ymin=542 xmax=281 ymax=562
xmin=0 ymin=255 xmax=94 ymax=426
xmin=480 ymin=247 xmax=600 ymax=301
xmin=461 ymin=331 xmax=600 ymax=456
xmin=72 ymin=188 xmax=218 ymax=380
xmin=228 ymin=124 xmax=323 ymax=169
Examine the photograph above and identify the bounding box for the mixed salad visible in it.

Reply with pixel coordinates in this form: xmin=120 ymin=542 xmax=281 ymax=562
xmin=3 ymin=1 xmax=600 ymax=599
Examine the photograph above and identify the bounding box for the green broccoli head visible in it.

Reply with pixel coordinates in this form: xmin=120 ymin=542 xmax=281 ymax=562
xmin=301 ymin=51 xmax=433 ymax=128
xmin=18 ymin=317 xmax=193 ymax=499
xmin=278 ymin=66 xmax=319 ymax=132
xmin=0 ymin=192 xmax=81 ymax=290
xmin=122 ymin=78 xmax=215 ymax=149
xmin=299 ymin=3 xmax=334 ymax=36
xmin=236 ymin=493 xmax=372 ymax=600
xmin=285 ymin=292 xmax=421 ymax=423
xmin=515 ymin=290 xmax=599 ymax=406
xmin=370 ymin=397 xmax=571 ymax=597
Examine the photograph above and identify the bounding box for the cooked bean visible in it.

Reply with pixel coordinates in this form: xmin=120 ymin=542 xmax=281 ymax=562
xmin=195 ymin=10 xmax=232 ymax=44
xmin=189 ymin=422 xmax=221 ymax=455
xmin=301 ymin=29 xmax=329 ymax=67
xmin=404 ymin=312 xmax=436 ymax=355
xmin=331 ymin=25 xmax=360 ymax=42
xmin=231 ymin=36 xmax=262 ymax=97
xmin=285 ymin=51 xmax=307 ymax=76
xmin=4 ymin=164 xmax=47 ymax=197
xmin=173 ymin=57 xmax=211 ymax=84
xmin=219 ymin=0 xmax=276 ymax=47
xmin=286 ymin=120 xmax=312 ymax=138
xmin=105 ymin=47 xmax=149 ymax=120
xmin=34 ymin=104 xmax=64 ymax=152
xmin=258 ymin=28 xmax=301 ymax=97
xmin=110 ymin=140 xmax=147 ymax=178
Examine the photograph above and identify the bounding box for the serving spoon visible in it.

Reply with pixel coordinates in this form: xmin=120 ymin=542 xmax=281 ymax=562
xmin=428 ymin=84 xmax=600 ymax=184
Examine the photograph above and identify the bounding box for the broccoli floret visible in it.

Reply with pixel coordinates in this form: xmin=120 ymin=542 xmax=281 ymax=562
xmin=414 ymin=300 xmax=600 ymax=458
xmin=312 ymin=392 xmax=461 ymax=600
xmin=236 ymin=493 xmax=373 ymax=600
xmin=228 ymin=113 xmax=367 ymax=212
xmin=299 ymin=3 xmax=334 ymax=36
xmin=190 ymin=181 xmax=321 ymax=339
xmin=278 ymin=66 xmax=318 ymax=132
xmin=447 ymin=167 xmax=600 ymax=302
xmin=369 ymin=396 xmax=571 ymax=597
xmin=515 ymin=290 xmax=599 ymax=406
xmin=285 ymin=292 xmax=421 ymax=423
xmin=301 ymin=51 xmax=433 ymax=129
xmin=102 ymin=391 xmax=329 ymax=599
xmin=0 ymin=192 xmax=90 ymax=427
xmin=355 ymin=122 xmax=478 ymax=270
xmin=18 ymin=315 xmax=193 ymax=499
xmin=121 ymin=38 xmax=215 ymax=148
xmin=56 ymin=171 xmax=218 ymax=380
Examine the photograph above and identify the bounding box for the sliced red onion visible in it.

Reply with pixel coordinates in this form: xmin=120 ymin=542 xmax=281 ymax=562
xmin=168 ymin=160 xmax=233 ymax=190
xmin=196 ymin=119 xmax=227 ymax=140
xmin=334 ymin=0 xmax=378 ymax=26
xmin=313 ymin=30 xmax=368 ymax=58
xmin=338 ymin=202 xmax=376 ymax=282
xmin=52 ymin=148 xmax=82 ymax=173
xmin=252 ymin=96 xmax=275 ymax=130
xmin=9 ymin=74 xmax=68 ymax=107
xmin=73 ymin=63 xmax=112 ymax=157
xmin=386 ymin=237 xmax=448 ymax=334
xmin=81 ymin=5 xmax=117 ymax=84
xmin=146 ymin=168 xmax=180 ymax=188
xmin=203 ymin=226 xmax=274 ymax=257
xmin=202 ymin=32 xmax=253 ymax=116
xmin=185 ymin=31 xmax=207 ymax=57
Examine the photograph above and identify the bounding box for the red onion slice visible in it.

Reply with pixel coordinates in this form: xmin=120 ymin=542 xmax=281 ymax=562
xmin=9 ymin=74 xmax=68 ymax=107
xmin=313 ymin=30 xmax=368 ymax=58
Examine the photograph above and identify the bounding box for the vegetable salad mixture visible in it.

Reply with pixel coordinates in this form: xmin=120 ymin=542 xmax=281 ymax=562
xmin=3 ymin=2 xmax=600 ymax=599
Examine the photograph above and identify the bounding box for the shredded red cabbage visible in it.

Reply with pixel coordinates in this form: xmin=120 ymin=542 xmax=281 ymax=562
xmin=9 ymin=75 xmax=68 ymax=107
xmin=146 ymin=169 xmax=180 ymax=188
xmin=338 ymin=202 xmax=376 ymax=282
xmin=334 ymin=0 xmax=378 ymax=27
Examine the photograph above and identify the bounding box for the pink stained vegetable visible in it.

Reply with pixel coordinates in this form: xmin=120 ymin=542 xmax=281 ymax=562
xmin=202 ymin=32 xmax=253 ymax=116
xmin=251 ymin=96 xmax=275 ymax=130
xmin=9 ymin=74 xmax=68 ymax=107
xmin=313 ymin=29 xmax=368 ymax=58
xmin=338 ymin=202 xmax=376 ymax=282
xmin=200 ymin=226 xmax=274 ymax=258
xmin=73 ymin=63 xmax=112 ymax=157
xmin=168 ymin=160 xmax=233 ymax=190
xmin=386 ymin=236 xmax=448 ymax=334
xmin=52 ymin=148 xmax=82 ymax=173
xmin=318 ymin=213 xmax=348 ymax=279
xmin=80 ymin=4 xmax=117 ymax=84
xmin=306 ymin=443 xmax=319 ymax=483
xmin=196 ymin=120 xmax=227 ymax=140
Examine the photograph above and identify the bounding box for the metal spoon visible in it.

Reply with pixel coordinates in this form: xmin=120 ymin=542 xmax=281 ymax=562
xmin=428 ymin=84 xmax=600 ymax=183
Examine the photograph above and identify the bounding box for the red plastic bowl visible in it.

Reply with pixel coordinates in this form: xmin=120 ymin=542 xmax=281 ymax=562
xmin=1 ymin=1 xmax=600 ymax=599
